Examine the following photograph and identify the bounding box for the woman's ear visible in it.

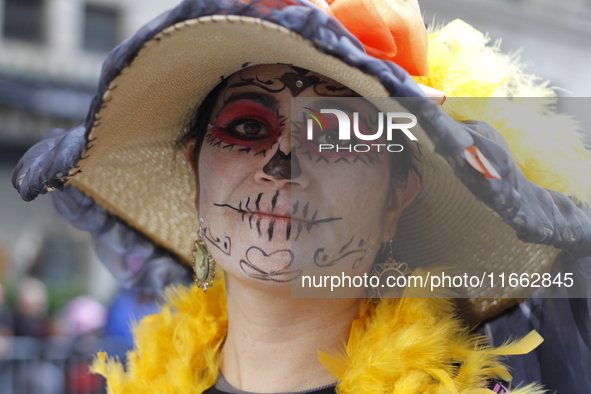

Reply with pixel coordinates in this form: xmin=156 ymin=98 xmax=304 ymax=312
xmin=186 ymin=138 xmax=199 ymax=210
xmin=381 ymin=170 xmax=421 ymax=243
xmin=187 ymin=138 xmax=198 ymax=177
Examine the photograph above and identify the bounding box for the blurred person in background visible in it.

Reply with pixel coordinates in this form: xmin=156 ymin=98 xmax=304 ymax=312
xmin=7 ymin=278 xmax=63 ymax=394
xmin=57 ymin=295 xmax=107 ymax=394
xmin=0 ymin=243 xmax=12 ymax=356
xmin=103 ymin=288 xmax=158 ymax=358
xmin=0 ymin=282 xmax=14 ymax=358
xmin=58 ymin=295 xmax=106 ymax=339
xmin=13 ymin=276 xmax=49 ymax=338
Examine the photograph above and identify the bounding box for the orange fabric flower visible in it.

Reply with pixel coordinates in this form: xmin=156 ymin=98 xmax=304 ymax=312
xmin=309 ymin=0 xmax=428 ymax=76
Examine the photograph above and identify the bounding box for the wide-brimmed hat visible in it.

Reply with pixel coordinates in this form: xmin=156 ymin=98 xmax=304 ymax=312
xmin=12 ymin=0 xmax=591 ymax=322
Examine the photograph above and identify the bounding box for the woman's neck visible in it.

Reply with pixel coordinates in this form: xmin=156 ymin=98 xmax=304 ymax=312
xmin=220 ymin=276 xmax=360 ymax=393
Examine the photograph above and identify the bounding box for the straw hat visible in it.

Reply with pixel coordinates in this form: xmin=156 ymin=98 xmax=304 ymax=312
xmin=12 ymin=0 xmax=591 ymax=322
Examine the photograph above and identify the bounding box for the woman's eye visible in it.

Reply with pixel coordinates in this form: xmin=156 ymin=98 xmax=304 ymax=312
xmin=234 ymin=121 xmax=264 ymax=137
xmin=221 ymin=119 xmax=271 ymax=140
xmin=315 ymin=130 xmax=349 ymax=147
xmin=316 ymin=131 xmax=338 ymax=145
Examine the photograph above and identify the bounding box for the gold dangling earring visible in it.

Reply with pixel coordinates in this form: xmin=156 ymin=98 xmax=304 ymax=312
xmin=368 ymin=238 xmax=410 ymax=299
xmin=193 ymin=222 xmax=216 ymax=292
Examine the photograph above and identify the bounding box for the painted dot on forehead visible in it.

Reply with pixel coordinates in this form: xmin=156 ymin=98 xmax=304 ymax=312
xmin=222 ymin=64 xmax=358 ymax=98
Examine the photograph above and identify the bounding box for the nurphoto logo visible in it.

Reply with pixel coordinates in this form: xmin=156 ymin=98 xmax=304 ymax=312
xmin=304 ymin=107 xmax=418 ymax=153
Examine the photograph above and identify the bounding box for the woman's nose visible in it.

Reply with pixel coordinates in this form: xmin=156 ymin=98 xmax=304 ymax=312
xmin=254 ymin=146 xmax=309 ymax=189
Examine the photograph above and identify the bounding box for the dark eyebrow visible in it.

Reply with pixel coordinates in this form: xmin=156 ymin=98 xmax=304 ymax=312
xmin=223 ymin=92 xmax=280 ymax=112
xmin=312 ymin=99 xmax=357 ymax=113
xmin=311 ymin=98 xmax=376 ymax=113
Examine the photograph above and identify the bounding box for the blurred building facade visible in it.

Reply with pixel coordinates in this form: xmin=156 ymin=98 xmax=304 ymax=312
xmin=0 ymin=0 xmax=590 ymax=293
xmin=0 ymin=0 xmax=177 ymax=301
xmin=0 ymin=0 xmax=177 ymax=160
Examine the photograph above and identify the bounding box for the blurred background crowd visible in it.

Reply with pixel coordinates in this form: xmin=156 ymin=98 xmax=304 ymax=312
xmin=0 ymin=0 xmax=590 ymax=393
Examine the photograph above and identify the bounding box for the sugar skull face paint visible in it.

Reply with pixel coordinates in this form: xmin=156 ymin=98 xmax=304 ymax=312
xmin=189 ymin=64 xmax=420 ymax=291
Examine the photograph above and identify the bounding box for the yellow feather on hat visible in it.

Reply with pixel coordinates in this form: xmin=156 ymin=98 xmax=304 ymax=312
xmin=414 ymin=20 xmax=591 ymax=206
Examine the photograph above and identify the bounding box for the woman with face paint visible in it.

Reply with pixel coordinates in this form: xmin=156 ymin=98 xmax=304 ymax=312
xmin=12 ymin=0 xmax=591 ymax=393
xmin=180 ymin=63 xmax=422 ymax=391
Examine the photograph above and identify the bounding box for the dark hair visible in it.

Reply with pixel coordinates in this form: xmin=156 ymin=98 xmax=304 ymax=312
xmin=386 ymin=121 xmax=420 ymax=191
xmin=177 ymin=78 xmax=229 ymax=163
xmin=177 ymin=78 xmax=419 ymax=190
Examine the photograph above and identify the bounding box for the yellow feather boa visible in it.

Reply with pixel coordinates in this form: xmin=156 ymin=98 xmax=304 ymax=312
xmin=92 ymin=283 xmax=544 ymax=394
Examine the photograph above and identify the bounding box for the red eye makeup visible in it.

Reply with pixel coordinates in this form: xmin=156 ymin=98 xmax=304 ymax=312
xmin=296 ymin=115 xmax=382 ymax=162
xmin=208 ymin=100 xmax=282 ymax=151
